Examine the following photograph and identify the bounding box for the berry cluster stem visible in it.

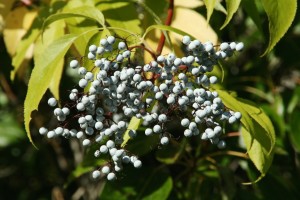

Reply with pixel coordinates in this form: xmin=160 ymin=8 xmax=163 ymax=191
xmin=155 ymin=0 xmax=174 ymax=56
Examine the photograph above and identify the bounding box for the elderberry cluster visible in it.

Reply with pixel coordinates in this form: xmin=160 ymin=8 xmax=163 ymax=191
xmin=39 ymin=35 xmax=243 ymax=181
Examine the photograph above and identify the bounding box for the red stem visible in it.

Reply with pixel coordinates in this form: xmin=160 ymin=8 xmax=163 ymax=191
xmin=155 ymin=0 xmax=174 ymax=56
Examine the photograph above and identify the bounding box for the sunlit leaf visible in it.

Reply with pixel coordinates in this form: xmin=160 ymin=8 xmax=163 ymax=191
xmin=0 ymin=0 xmax=15 ymax=17
xmin=34 ymin=20 xmax=65 ymax=100
xmin=261 ymin=0 xmax=297 ymax=55
xmin=215 ymin=0 xmax=227 ymax=14
xmin=97 ymin=1 xmax=141 ymax=36
xmin=203 ymin=0 xmax=217 ymax=23
xmin=42 ymin=5 xmax=106 ymax=34
xmin=220 ymin=0 xmax=241 ymax=29
xmin=11 ymin=17 xmax=40 ymax=80
xmin=3 ymin=7 xmax=37 ymax=56
xmin=121 ymin=117 xmax=143 ymax=148
xmin=25 ymin=29 xmax=98 ymax=146
xmin=175 ymin=0 xmax=204 ymax=8
xmin=217 ymin=90 xmax=275 ymax=181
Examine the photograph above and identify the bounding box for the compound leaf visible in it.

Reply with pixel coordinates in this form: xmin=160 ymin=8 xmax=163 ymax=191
xmin=24 ymin=32 xmax=96 ymax=146
xmin=261 ymin=0 xmax=297 ymax=55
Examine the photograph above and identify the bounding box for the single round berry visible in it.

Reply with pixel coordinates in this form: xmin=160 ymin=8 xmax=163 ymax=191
xmin=133 ymin=160 xmax=142 ymax=168
xmin=181 ymin=118 xmax=190 ymax=127
xmin=106 ymin=140 xmax=115 ymax=149
xmin=160 ymin=136 xmax=169 ymax=145
xmin=39 ymin=127 xmax=48 ymax=135
xmin=92 ymin=170 xmax=101 ymax=179
xmin=184 ymin=129 xmax=193 ymax=137
xmin=70 ymin=60 xmax=79 ymax=69
xmin=79 ymin=79 xmax=88 ymax=88
xmin=228 ymin=116 xmax=237 ymax=124
xmin=100 ymin=145 xmax=108 ymax=153
xmin=158 ymin=114 xmax=167 ymax=123
xmin=101 ymin=166 xmax=110 ymax=174
xmin=48 ymin=97 xmax=57 ymax=107
xmin=107 ymin=172 xmax=116 ymax=181
xmin=182 ymin=35 xmax=191 ymax=45
xmin=118 ymin=41 xmax=126 ymax=50
xmin=145 ymin=128 xmax=153 ymax=136
xmin=235 ymin=42 xmax=244 ymax=51
xmin=82 ymin=139 xmax=91 ymax=146
xmin=107 ymin=36 xmax=115 ymax=44
xmin=153 ymin=124 xmax=162 ymax=133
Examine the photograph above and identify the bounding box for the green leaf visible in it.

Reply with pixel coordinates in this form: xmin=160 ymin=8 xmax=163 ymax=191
xmin=97 ymin=1 xmax=141 ymax=36
xmin=142 ymin=24 xmax=195 ymax=41
xmin=261 ymin=0 xmax=297 ymax=55
xmin=220 ymin=0 xmax=241 ymax=29
xmin=42 ymin=5 xmax=106 ymax=33
xmin=203 ymin=0 xmax=217 ymax=23
xmin=287 ymin=86 xmax=300 ymax=114
xmin=24 ymin=34 xmax=78 ymax=146
xmin=135 ymin=0 xmax=163 ymax=25
xmin=66 ymin=18 xmax=98 ymax=55
xmin=34 ymin=20 xmax=65 ymax=100
xmin=142 ymin=176 xmax=173 ymax=200
xmin=241 ymin=126 xmax=274 ymax=183
xmin=217 ymin=90 xmax=275 ymax=180
xmin=215 ymin=0 xmax=227 ymax=15
xmin=289 ymin=110 xmax=300 ymax=152
xmin=25 ymin=29 xmax=98 ymax=146
xmin=62 ymin=0 xmax=102 ymax=55
xmin=121 ymin=117 xmax=143 ymax=148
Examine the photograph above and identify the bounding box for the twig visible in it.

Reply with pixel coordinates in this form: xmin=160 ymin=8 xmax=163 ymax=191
xmin=155 ymin=0 xmax=174 ymax=56
xmin=203 ymin=150 xmax=249 ymax=160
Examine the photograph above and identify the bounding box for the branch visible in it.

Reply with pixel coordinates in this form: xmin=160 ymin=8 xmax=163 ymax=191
xmin=155 ymin=0 xmax=174 ymax=56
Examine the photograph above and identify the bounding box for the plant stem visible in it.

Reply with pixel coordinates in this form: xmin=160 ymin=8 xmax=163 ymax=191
xmin=203 ymin=150 xmax=249 ymax=160
xmin=155 ymin=0 xmax=174 ymax=56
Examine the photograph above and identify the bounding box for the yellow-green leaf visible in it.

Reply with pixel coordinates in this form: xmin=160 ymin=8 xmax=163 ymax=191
xmin=261 ymin=0 xmax=297 ymax=55
xmin=220 ymin=0 xmax=241 ymax=29
xmin=217 ymin=90 xmax=275 ymax=180
xmin=34 ymin=20 xmax=66 ymax=100
xmin=203 ymin=0 xmax=217 ymax=23
xmin=11 ymin=18 xmax=40 ymax=80
xmin=42 ymin=5 xmax=106 ymax=33
xmin=121 ymin=117 xmax=142 ymax=148
xmin=97 ymin=1 xmax=142 ymax=36
xmin=24 ymin=32 xmax=96 ymax=146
